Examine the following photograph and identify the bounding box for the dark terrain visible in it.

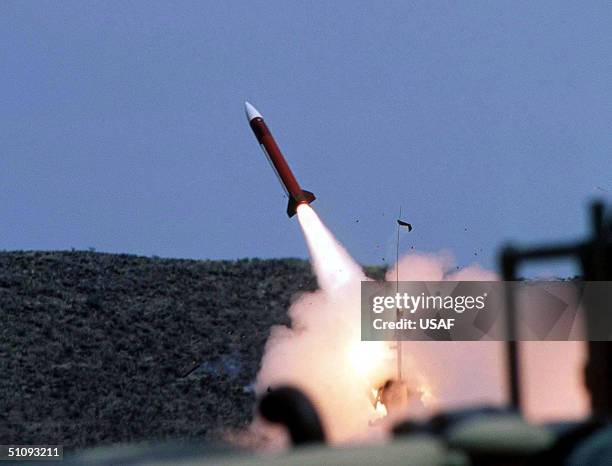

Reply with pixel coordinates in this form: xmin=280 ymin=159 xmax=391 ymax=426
xmin=0 ymin=251 xmax=329 ymax=450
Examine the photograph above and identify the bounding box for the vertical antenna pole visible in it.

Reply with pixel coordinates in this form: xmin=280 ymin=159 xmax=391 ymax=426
xmin=396 ymin=206 xmax=403 ymax=382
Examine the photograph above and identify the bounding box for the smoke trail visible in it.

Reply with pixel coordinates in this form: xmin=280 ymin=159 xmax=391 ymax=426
xmin=295 ymin=204 xmax=364 ymax=291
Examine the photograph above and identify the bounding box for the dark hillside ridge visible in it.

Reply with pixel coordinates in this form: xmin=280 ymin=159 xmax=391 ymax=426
xmin=0 ymin=251 xmax=333 ymax=449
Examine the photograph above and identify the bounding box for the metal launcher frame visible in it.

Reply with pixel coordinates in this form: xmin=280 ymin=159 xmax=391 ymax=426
xmin=500 ymin=201 xmax=612 ymax=417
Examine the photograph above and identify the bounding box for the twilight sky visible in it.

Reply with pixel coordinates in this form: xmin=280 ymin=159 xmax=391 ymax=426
xmin=1 ymin=1 xmax=611 ymax=271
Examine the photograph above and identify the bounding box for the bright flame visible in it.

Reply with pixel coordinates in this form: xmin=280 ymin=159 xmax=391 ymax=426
xmin=296 ymin=204 xmax=363 ymax=291
xmin=416 ymin=381 xmax=436 ymax=408
xmin=373 ymin=388 xmax=388 ymax=417
xmin=347 ymin=341 xmax=388 ymax=379
xmin=375 ymin=401 xmax=388 ymax=417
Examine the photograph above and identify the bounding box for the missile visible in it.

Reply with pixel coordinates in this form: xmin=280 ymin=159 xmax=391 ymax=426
xmin=245 ymin=101 xmax=316 ymax=217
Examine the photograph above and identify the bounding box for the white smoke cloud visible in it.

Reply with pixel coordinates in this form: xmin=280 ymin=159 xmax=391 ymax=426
xmin=253 ymin=206 xmax=588 ymax=446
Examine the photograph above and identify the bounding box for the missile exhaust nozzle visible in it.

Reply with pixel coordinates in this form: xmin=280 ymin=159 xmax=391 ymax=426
xmin=287 ymin=190 xmax=316 ymax=217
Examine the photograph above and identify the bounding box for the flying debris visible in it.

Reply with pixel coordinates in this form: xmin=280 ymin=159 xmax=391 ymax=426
xmin=397 ymin=219 xmax=413 ymax=232
xmin=245 ymin=101 xmax=316 ymax=217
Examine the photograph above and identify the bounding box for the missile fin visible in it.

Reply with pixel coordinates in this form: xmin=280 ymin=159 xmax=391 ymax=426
xmin=287 ymin=190 xmax=316 ymax=217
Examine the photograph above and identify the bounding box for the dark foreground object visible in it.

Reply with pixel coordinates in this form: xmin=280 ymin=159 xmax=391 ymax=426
xmin=60 ymin=387 xmax=612 ymax=465
xmin=501 ymin=201 xmax=612 ymax=416
xmin=259 ymin=386 xmax=326 ymax=446
xmin=0 ymin=252 xmax=320 ymax=449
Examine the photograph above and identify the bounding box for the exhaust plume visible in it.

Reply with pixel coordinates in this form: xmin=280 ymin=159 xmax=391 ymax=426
xmin=254 ymin=205 xmax=588 ymax=445
xmin=255 ymin=205 xmax=395 ymax=443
